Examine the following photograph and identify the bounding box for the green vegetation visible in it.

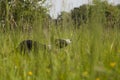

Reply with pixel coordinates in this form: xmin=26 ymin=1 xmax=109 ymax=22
xmin=0 ymin=0 xmax=120 ymax=80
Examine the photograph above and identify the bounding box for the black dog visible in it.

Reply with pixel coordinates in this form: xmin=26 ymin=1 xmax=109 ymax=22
xmin=15 ymin=39 xmax=71 ymax=54
xmin=55 ymin=39 xmax=71 ymax=48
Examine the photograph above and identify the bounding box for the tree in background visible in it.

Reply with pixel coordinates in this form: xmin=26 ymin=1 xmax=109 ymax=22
xmin=0 ymin=0 xmax=48 ymax=32
xmin=70 ymin=1 xmax=120 ymax=29
xmin=100 ymin=1 xmax=120 ymax=28
xmin=71 ymin=5 xmax=88 ymax=28
xmin=55 ymin=11 xmax=74 ymax=29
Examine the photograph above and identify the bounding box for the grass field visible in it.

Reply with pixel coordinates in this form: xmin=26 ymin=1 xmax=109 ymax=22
xmin=0 ymin=1 xmax=120 ymax=80
xmin=0 ymin=23 xmax=120 ymax=80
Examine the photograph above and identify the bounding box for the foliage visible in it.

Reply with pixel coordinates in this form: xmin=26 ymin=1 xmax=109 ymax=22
xmin=71 ymin=5 xmax=88 ymax=28
xmin=0 ymin=0 xmax=120 ymax=80
xmin=55 ymin=1 xmax=120 ymax=29
xmin=54 ymin=11 xmax=74 ymax=30
xmin=0 ymin=0 xmax=48 ymax=31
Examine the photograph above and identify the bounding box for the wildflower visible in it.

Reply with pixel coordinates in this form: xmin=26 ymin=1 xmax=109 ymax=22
xmin=110 ymin=62 xmax=116 ymax=68
xmin=82 ymin=71 xmax=88 ymax=77
xmin=96 ymin=77 xmax=100 ymax=80
xmin=28 ymin=71 xmax=33 ymax=76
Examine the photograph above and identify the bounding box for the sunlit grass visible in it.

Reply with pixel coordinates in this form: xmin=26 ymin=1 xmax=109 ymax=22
xmin=0 ymin=1 xmax=120 ymax=80
xmin=0 ymin=25 xmax=120 ymax=80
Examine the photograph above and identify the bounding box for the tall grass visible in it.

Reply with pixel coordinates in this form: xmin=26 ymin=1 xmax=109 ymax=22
xmin=0 ymin=1 xmax=120 ymax=80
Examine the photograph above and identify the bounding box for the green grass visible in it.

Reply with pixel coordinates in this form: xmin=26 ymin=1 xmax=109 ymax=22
xmin=1 ymin=1 xmax=120 ymax=80
xmin=0 ymin=24 xmax=120 ymax=80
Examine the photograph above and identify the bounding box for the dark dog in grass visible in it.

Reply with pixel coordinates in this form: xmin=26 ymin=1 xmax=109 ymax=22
xmin=15 ymin=39 xmax=71 ymax=55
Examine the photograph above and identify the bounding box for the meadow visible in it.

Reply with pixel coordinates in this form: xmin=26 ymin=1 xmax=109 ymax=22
xmin=0 ymin=22 xmax=120 ymax=80
xmin=0 ymin=0 xmax=120 ymax=80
